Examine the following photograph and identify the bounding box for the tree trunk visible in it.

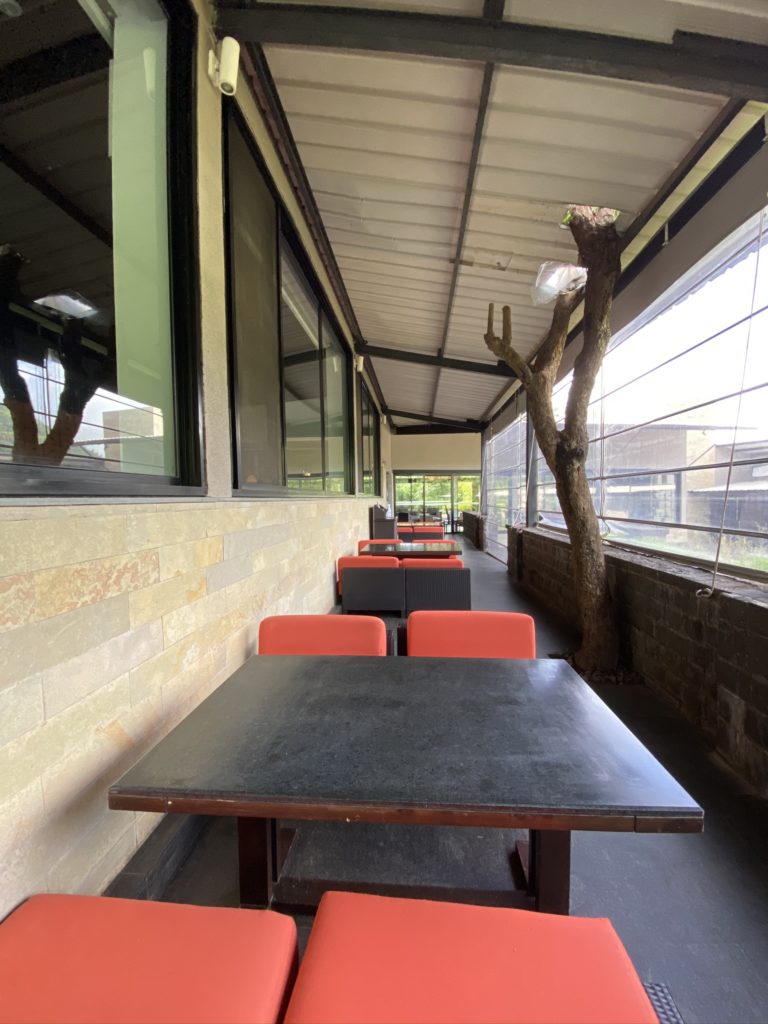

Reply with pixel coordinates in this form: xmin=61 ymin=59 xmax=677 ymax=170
xmin=484 ymin=206 xmax=622 ymax=673
xmin=1 ymin=249 xmax=105 ymax=468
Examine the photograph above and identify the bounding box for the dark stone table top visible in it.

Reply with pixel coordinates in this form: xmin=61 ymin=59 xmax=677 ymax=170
xmin=110 ymin=656 xmax=702 ymax=833
xmin=360 ymin=542 xmax=461 ymax=557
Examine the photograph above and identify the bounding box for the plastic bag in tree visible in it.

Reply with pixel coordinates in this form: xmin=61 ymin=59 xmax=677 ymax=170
xmin=531 ymin=261 xmax=587 ymax=306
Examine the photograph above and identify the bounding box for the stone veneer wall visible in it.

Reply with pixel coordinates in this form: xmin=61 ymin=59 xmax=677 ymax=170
xmin=507 ymin=526 xmax=768 ymax=795
xmin=0 ymin=498 xmax=369 ymax=918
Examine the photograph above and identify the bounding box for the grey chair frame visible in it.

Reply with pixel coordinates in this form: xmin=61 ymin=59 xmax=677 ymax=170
xmin=404 ymin=567 xmax=471 ymax=615
xmin=341 ymin=567 xmax=406 ymax=617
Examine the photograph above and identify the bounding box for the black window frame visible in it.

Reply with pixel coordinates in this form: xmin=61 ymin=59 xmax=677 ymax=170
xmin=0 ymin=0 xmax=203 ymax=498
xmin=223 ymin=105 xmax=354 ymax=498
xmin=359 ymin=378 xmax=381 ymax=497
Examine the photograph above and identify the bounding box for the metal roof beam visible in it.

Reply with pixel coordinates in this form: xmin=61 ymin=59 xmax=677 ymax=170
xmin=482 ymin=0 xmax=505 ymax=22
xmin=216 ymin=5 xmax=768 ymax=101
xmin=0 ymin=144 xmax=112 ymax=250
xmin=361 ymin=342 xmax=516 ymax=378
xmin=394 ymin=424 xmax=478 ymax=435
xmin=429 ymin=61 xmax=494 ymax=417
xmin=389 ymin=408 xmax=481 ymax=431
xmin=0 ymin=34 xmax=110 ymax=104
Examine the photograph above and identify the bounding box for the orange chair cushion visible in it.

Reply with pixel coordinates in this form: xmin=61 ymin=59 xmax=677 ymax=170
xmin=336 ymin=555 xmax=400 ymax=594
xmin=285 ymin=892 xmax=657 ymax=1024
xmin=0 ymin=893 xmax=297 ymax=1024
xmin=357 ymin=539 xmax=401 ymax=553
xmin=401 ymin=558 xmax=463 ymax=569
xmin=408 ymin=610 xmax=535 ymax=658
xmin=259 ymin=614 xmax=386 ymax=656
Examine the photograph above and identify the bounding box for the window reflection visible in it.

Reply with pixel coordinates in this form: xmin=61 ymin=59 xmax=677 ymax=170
xmin=0 ymin=0 xmax=174 ymax=476
xmin=281 ymin=247 xmax=323 ymax=490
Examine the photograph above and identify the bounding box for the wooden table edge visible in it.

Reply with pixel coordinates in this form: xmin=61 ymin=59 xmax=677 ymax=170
xmin=108 ymin=791 xmax=703 ymax=833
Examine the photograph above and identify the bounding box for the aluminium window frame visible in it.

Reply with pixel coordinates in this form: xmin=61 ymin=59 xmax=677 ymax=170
xmin=358 ymin=378 xmax=381 ymax=497
xmin=0 ymin=0 xmax=203 ymax=498
xmin=223 ymin=105 xmax=354 ymax=498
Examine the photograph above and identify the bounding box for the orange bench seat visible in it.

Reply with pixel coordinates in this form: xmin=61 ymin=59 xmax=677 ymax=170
xmin=0 ymin=894 xmax=297 ymax=1024
xmin=285 ymin=891 xmax=657 ymax=1024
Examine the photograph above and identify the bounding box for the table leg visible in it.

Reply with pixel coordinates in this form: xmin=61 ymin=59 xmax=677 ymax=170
xmin=237 ymin=817 xmax=275 ymax=908
xmin=528 ymin=829 xmax=571 ymax=915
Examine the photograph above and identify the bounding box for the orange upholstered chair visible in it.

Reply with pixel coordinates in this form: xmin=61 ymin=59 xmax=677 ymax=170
xmin=259 ymin=614 xmax=386 ymax=656
xmin=407 ymin=610 xmax=535 ymax=658
xmin=285 ymin=891 xmax=657 ymax=1024
xmin=336 ymin=555 xmax=399 ymax=595
xmin=357 ymin=538 xmax=402 ymax=553
xmin=400 ymin=558 xmax=464 ymax=568
xmin=0 ymin=893 xmax=297 ymax=1024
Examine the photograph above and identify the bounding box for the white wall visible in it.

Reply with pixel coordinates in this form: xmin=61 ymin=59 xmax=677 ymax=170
xmin=391 ymin=432 xmax=481 ymax=471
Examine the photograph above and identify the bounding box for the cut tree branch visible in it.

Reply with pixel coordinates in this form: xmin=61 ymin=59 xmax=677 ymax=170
xmin=485 ymin=303 xmax=532 ymax=386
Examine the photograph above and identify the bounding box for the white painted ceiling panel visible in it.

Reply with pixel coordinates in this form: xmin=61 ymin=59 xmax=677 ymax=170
xmin=433 ymin=369 xmax=508 ymax=420
xmin=371 ymin=358 xmax=439 ymax=411
xmin=267 ymin=0 xmax=484 ymax=20
xmin=264 ymin=26 xmax=732 ymax=427
xmin=266 ymin=47 xmax=483 ymax=99
xmin=503 ymin=0 xmax=768 ymax=45
xmin=489 ymin=66 xmax=724 ymax=132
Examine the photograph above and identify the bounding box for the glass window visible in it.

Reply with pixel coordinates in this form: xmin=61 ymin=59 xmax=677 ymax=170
xmin=322 ymin=315 xmax=349 ymax=492
xmin=530 ymin=207 xmax=768 ymax=575
xmin=360 ymin=381 xmax=380 ymax=495
xmin=227 ymin=116 xmax=281 ymax=487
xmin=395 ymin=472 xmax=479 ymax=530
xmin=226 ymin=114 xmax=352 ymax=494
xmin=483 ymin=414 xmax=527 ymax=560
xmin=0 ymin=0 xmax=182 ymax=480
xmin=281 ymin=247 xmax=323 ymax=491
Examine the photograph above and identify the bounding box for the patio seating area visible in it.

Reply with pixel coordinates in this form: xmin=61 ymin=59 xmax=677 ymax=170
xmin=2 ymin=1 xmax=768 ymax=1021
xmin=92 ymin=537 xmax=765 ymax=1024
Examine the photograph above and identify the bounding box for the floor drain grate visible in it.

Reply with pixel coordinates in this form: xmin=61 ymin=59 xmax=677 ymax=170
xmin=644 ymin=981 xmax=685 ymax=1024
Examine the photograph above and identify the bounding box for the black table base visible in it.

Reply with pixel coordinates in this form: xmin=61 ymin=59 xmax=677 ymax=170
xmin=237 ymin=816 xmax=571 ymax=915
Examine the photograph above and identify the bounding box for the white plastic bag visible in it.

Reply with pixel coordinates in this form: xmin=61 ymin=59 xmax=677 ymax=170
xmin=531 ymin=261 xmax=588 ymax=306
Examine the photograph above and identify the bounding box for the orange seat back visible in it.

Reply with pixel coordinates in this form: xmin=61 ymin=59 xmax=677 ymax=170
xmin=408 ymin=610 xmax=535 ymax=658
xmin=401 ymin=558 xmax=463 ymax=569
xmin=337 ymin=555 xmax=401 ymax=594
xmin=357 ymin=539 xmax=401 ymax=553
xmin=259 ymin=614 xmax=386 ymax=656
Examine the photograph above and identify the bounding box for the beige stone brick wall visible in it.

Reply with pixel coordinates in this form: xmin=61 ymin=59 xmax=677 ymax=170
xmin=0 ymin=497 xmax=370 ymax=918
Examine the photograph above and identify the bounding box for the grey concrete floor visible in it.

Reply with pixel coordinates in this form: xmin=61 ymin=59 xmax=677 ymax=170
xmin=163 ymin=538 xmax=768 ymax=1024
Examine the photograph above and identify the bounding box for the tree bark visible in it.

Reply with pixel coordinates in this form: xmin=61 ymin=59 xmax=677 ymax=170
xmin=1 ymin=247 xmax=105 ymax=468
xmin=485 ymin=206 xmax=621 ymax=672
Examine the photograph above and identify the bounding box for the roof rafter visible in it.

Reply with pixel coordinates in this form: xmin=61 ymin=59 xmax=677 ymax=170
xmin=389 ymin=408 xmax=481 ymax=431
xmin=429 ymin=61 xmax=494 ymax=418
xmin=361 ymin=342 xmax=516 ymax=378
xmin=216 ymin=4 xmax=768 ymax=101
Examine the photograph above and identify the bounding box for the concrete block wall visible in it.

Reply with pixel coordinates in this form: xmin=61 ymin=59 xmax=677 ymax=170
xmin=507 ymin=526 xmax=768 ymax=795
xmin=0 ymin=498 xmax=369 ymax=918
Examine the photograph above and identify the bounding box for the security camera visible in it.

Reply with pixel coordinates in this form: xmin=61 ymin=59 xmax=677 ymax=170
xmin=208 ymin=36 xmax=240 ymax=96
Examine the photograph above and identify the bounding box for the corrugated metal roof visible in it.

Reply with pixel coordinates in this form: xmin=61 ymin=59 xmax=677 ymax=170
xmin=370 ymin=356 xmax=438 ymax=413
xmin=265 ymin=34 xmax=738 ymax=427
